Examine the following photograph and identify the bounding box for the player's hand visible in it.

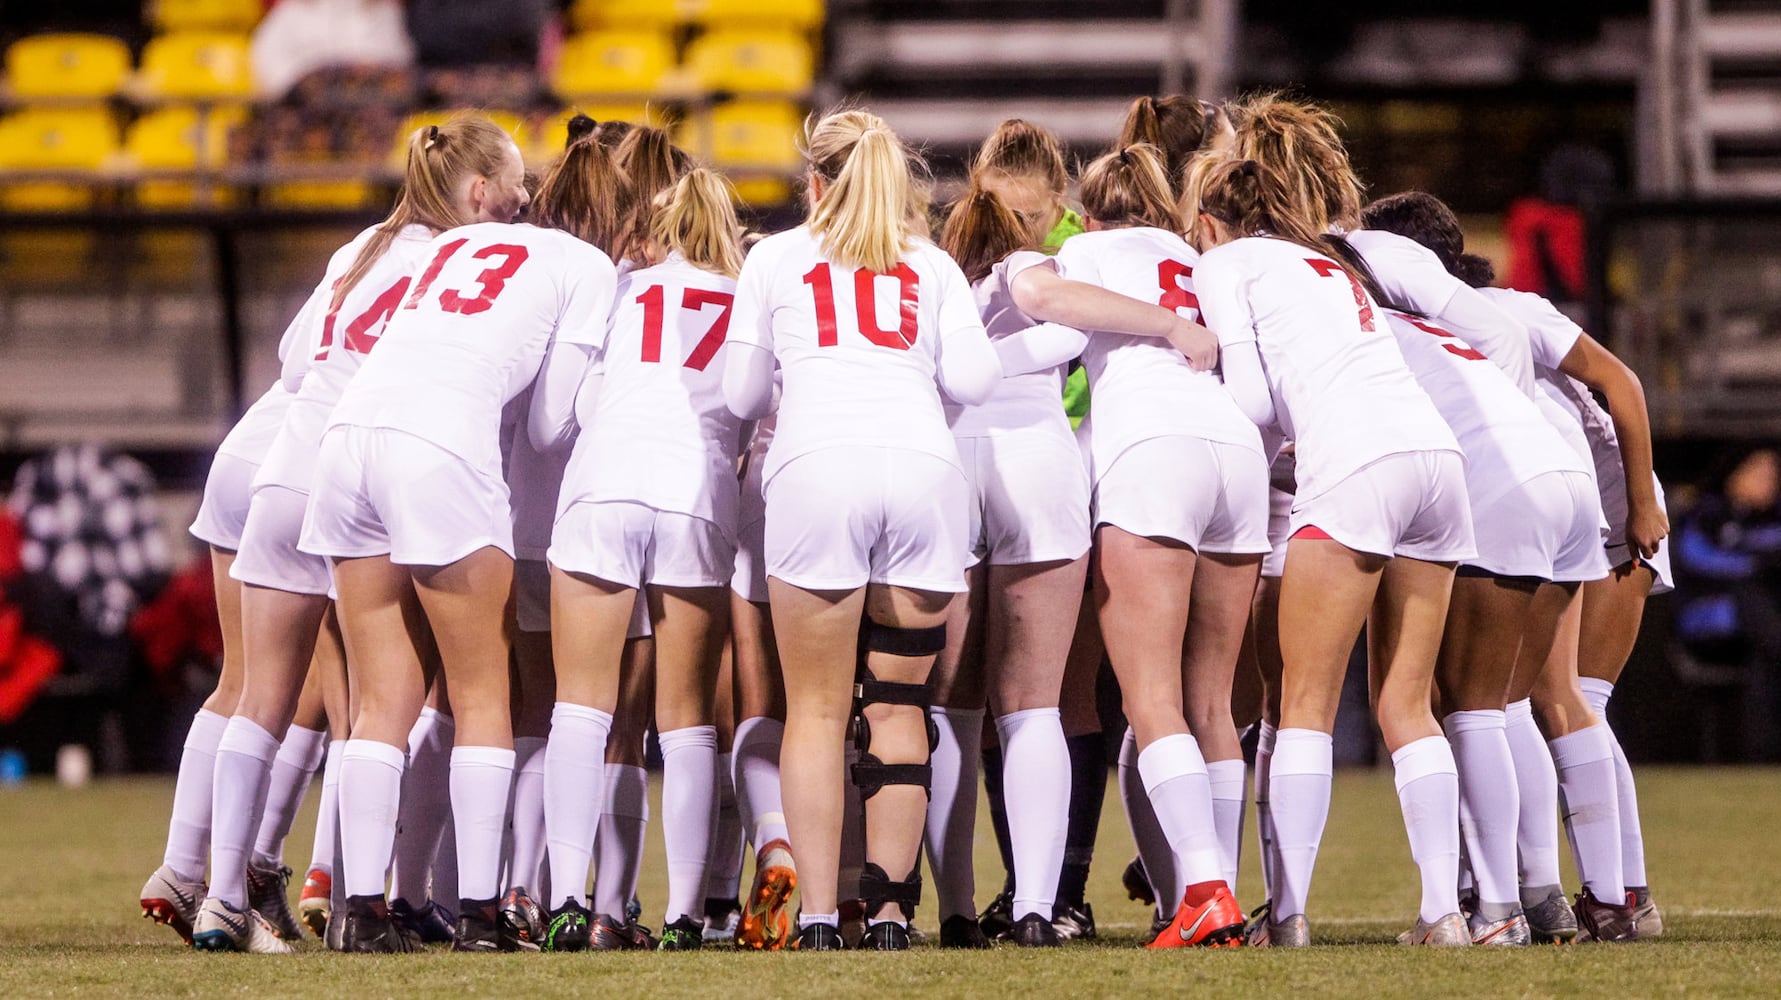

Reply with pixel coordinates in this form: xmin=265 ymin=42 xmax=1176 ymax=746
xmin=1627 ymin=499 xmax=1670 ymax=561
xmin=1169 ymin=319 xmax=1220 ymax=371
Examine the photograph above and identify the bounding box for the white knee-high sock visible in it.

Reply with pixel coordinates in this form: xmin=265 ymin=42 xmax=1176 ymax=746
xmin=594 ymin=764 xmax=649 ymax=918
xmin=389 ymin=708 xmax=453 ymax=904
xmin=1206 ymin=757 xmax=1247 ymax=894
xmin=1580 ymin=678 xmax=1648 ymax=888
xmin=1549 ymin=723 xmax=1625 ymax=902
xmin=1504 ymin=698 xmax=1563 ymax=894
xmin=339 ymin=738 xmax=406 ymax=899
xmin=659 ymin=726 xmax=719 ymax=925
xmin=924 ymin=706 xmax=983 ymax=921
xmin=1119 ymin=727 xmax=1177 ymax=913
xmin=508 ymin=736 xmax=548 ymax=896
xmin=996 ymin=708 xmax=1069 ymax=921
xmin=450 ymin=746 xmax=515 ymax=904
xmin=1136 ymin=732 xmax=1225 ymax=897
xmin=542 ymin=702 xmax=611 ymax=909
xmin=1268 ymin=728 xmax=1332 ymax=920
xmin=308 ymin=740 xmax=345 ymax=877
xmin=253 ymin=724 xmax=326 ymax=867
xmin=1392 ymin=735 xmax=1462 ymax=924
xmin=1253 ymin=721 xmax=1278 ymax=904
xmin=163 ymin=708 xmax=229 ymax=882
xmin=733 ymin=717 xmax=788 ymax=849
xmin=208 ymin=717 xmax=283 ymax=909
xmin=1443 ymin=710 xmax=1520 ymax=912
xmin=707 ymin=750 xmax=745 ymax=902
xmin=431 ymin=816 xmax=458 ymax=919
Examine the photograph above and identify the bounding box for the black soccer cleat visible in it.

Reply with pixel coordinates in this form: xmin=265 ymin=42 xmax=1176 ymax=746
xmin=246 ymin=860 xmax=304 ymax=942
xmin=657 ymin=915 xmax=704 ymax=951
xmin=544 ymin=898 xmax=593 ymax=953
xmin=1121 ymin=855 xmax=1156 ymax=907
xmin=860 ymin=920 xmax=911 ymax=951
xmin=590 ymin=912 xmax=656 ymax=951
xmin=1010 ymin=912 xmax=1061 ymax=948
xmin=1052 ymin=900 xmax=1097 ymax=941
xmin=452 ymin=897 xmax=504 ymax=952
xmin=390 ymin=897 xmax=457 ymax=944
xmin=497 ymin=888 xmax=546 ymax=952
xmin=342 ymin=894 xmax=420 ymax=954
xmin=977 ymin=888 xmax=1015 ymax=941
xmin=793 ymin=922 xmax=845 ymax=951
xmin=939 ymin=913 xmax=992 ymax=949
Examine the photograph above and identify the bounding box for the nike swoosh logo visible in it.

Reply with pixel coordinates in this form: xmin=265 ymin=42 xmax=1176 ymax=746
xmin=1179 ymin=902 xmax=1218 ymax=943
xmin=169 ymin=884 xmax=195 ymax=907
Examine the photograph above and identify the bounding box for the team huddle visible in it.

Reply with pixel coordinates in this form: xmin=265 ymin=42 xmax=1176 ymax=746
xmin=135 ymin=92 xmax=1674 ymax=955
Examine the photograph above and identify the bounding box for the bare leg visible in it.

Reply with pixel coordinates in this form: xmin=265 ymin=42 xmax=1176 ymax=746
xmin=1182 ymin=553 xmax=1261 ymax=762
xmin=204 ymin=548 xmax=247 ymax=715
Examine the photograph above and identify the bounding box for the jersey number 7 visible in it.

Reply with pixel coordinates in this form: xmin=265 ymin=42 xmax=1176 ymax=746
xmin=1305 ymin=258 xmax=1376 ymax=331
xmin=637 ymin=285 xmax=735 ymax=371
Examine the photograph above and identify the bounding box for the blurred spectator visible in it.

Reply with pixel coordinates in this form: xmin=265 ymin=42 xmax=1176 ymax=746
xmin=407 ymin=0 xmax=550 ymax=69
xmin=250 ymin=0 xmax=415 ymax=100
xmin=1504 ymin=144 xmax=1615 ymax=307
xmin=0 ymin=0 xmax=141 ymax=44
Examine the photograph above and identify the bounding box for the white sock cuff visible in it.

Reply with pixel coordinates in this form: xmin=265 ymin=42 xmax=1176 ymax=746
xmin=1578 ymin=677 xmax=1614 ymax=716
xmin=1270 ymin=728 xmax=1333 ymax=776
xmin=658 ymin=724 xmax=718 ymax=755
xmin=323 ymin=739 xmax=346 ymax=770
xmin=1505 ymin=698 xmax=1535 ymax=724
xmin=1136 ymin=732 xmax=1207 ymax=796
xmin=343 ymin=737 xmax=406 ymax=772
xmin=186 ymin=708 xmax=230 ymax=748
xmin=1257 ymin=720 xmax=1278 ymax=754
xmin=451 ymin=745 xmax=516 ymax=771
xmin=551 ymin=701 xmax=615 ymax=730
xmin=1549 ymin=723 xmax=1614 ymax=768
xmin=514 ymin=736 xmax=548 ymax=772
xmin=734 ymin=715 xmax=785 ymax=749
xmin=994 ymin=707 xmax=1061 ymax=743
xmin=218 ymin=716 xmax=281 ymax=760
xmin=1117 ymin=726 xmax=1138 ymax=767
xmin=276 ymin=724 xmax=328 ymax=769
xmin=1390 ymin=735 xmax=1458 ymax=791
xmin=1205 ymin=758 xmax=1247 ymax=797
xmin=1442 ymin=709 xmax=1507 ymax=737
xmin=605 ymin=764 xmax=649 ymax=819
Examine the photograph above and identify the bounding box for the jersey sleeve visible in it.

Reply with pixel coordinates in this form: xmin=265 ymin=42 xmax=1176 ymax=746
xmin=994 ymin=322 xmax=1088 ymax=377
xmin=722 ymin=244 xmax=778 ymax=420
xmin=276 ymin=279 xmax=331 ymax=391
xmin=1349 ymin=229 xmax=1466 ymax=317
xmin=1502 ymin=289 xmax=1584 ymax=369
xmin=999 ymin=250 xmax=1054 ymax=285
xmin=1193 ymin=248 xmax=1257 ymax=348
xmin=932 ymin=254 xmax=1001 ymax=405
xmin=554 ymin=246 xmax=619 ymax=349
xmin=1051 ymin=237 xmax=1100 ymax=285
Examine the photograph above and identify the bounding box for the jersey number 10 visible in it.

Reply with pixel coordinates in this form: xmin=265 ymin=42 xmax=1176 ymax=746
xmin=802 ymin=263 xmax=920 ymax=350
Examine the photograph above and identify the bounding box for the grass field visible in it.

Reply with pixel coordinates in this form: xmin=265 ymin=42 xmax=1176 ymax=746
xmin=1 ymin=767 xmax=1777 ymax=998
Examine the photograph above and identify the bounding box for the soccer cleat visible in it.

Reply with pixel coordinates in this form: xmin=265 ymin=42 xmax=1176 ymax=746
xmin=390 ymin=897 xmax=457 ymax=945
xmin=737 ymin=839 xmax=797 ymax=951
xmin=939 ymin=913 xmax=992 ymax=949
xmin=1573 ymin=889 xmax=1638 ymax=943
xmin=1468 ymin=909 xmax=1532 ymax=946
xmin=1398 ymin=912 xmax=1471 ymax=946
xmin=1146 ymin=884 xmax=1246 ymax=949
xmin=793 ymin=923 xmax=845 ymax=951
xmin=191 ymin=896 xmax=294 ymax=954
xmin=497 ymin=888 xmax=546 ymax=952
xmin=1244 ymin=901 xmax=1272 ymax=947
xmin=1009 ymin=912 xmax=1061 ymax=948
xmin=591 ymin=912 xmax=656 ymax=951
xmin=342 ymin=895 xmax=419 ymax=954
xmin=977 ymin=888 xmax=1015 ymax=940
xmin=544 ymin=899 xmax=593 ymax=953
xmin=140 ymin=864 xmax=206 ymax=944
xmin=658 ymin=915 xmax=705 ymax=951
xmin=1122 ymin=855 xmax=1156 ymax=907
xmin=1630 ymin=887 xmax=1664 ymax=939
xmin=453 ymin=897 xmax=503 ymax=952
xmin=297 ymin=867 xmax=331 ymax=939
xmin=246 ymin=861 xmax=303 ymax=941
xmin=1051 ymin=901 xmax=1097 ymax=941
xmin=1523 ymin=888 xmax=1579 ymax=944
xmin=860 ymin=920 xmax=911 ymax=951
xmin=1264 ymin=912 xmax=1310 ymax=948
xmin=703 ymin=897 xmax=741 ymax=944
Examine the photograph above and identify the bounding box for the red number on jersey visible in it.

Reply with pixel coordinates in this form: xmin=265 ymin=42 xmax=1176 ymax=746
xmin=1158 ymin=258 xmax=1199 ymax=316
xmin=1400 ymin=314 xmax=1488 ymax=362
xmin=438 ymin=244 xmax=529 ymax=316
xmin=636 ymin=284 xmax=735 ymax=371
xmin=315 ymin=276 xmax=411 ymax=361
xmin=802 ymin=263 xmax=920 ymax=350
xmin=403 ymin=238 xmax=467 ymax=310
xmin=1304 ymin=257 xmax=1376 ymax=331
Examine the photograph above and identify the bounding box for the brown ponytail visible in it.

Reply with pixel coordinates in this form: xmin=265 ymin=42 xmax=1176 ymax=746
xmin=532 ymin=114 xmax=635 ymax=253
xmin=1230 ymin=92 xmax=1365 ymax=233
xmin=1078 ymin=143 xmax=1182 ymax=232
xmin=333 ymin=114 xmax=514 ymax=310
xmin=972 ymin=118 xmax=1068 ymax=196
xmin=1117 ymin=95 xmax=1224 ymax=198
xmin=939 ymin=182 xmax=1030 ymax=285
xmin=650 ymin=168 xmax=744 ymax=279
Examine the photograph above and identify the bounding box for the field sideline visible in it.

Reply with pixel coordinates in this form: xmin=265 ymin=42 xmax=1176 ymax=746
xmin=1 ymin=767 xmax=1777 ymax=998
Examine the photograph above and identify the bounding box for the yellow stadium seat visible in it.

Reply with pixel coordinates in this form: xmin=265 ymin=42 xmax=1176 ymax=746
xmin=696 ymin=0 xmax=825 ymax=30
xmin=569 ymin=0 xmax=687 ymax=31
xmin=388 ymin=110 xmax=526 ymax=171
xmin=263 ymin=179 xmax=375 ymax=210
xmin=686 ymin=29 xmax=813 ymax=96
xmin=5 ymin=34 xmax=132 ymax=100
xmin=0 ymin=108 xmax=120 ymax=210
xmin=553 ymin=30 xmax=679 ymax=101
xmin=125 ymin=106 xmax=243 ymax=208
xmin=149 ymin=0 xmax=262 ymax=33
xmin=680 ymin=100 xmax=801 ymax=203
xmin=136 ymin=32 xmax=253 ymax=101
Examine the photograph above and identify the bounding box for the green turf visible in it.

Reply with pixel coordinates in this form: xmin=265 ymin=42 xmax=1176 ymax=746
xmin=1 ymin=766 xmax=1776 ymax=998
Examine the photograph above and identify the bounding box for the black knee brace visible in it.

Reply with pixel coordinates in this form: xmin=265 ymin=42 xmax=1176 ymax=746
xmin=849 ymin=619 xmax=945 ymax=801
xmin=859 ymin=861 xmax=924 ymax=922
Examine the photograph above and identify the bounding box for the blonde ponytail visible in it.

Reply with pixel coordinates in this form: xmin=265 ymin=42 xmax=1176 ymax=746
xmin=651 ymin=168 xmax=743 ymax=278
xmin=804 ymin=110 xmax=921 ymax=274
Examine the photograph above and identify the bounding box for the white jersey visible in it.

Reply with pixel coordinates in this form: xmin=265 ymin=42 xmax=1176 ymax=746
xmin=1195 ymin=235 xmax=1459 ymax=502
xmin=1055 ymin=227 xmax=1262 ymax=470
xmin=1383 ymin=310 xmax=1590 ymax=509
xmin=216 ymin=381 xmax=293 ymax=463
xmin=559 ymin=254 xmax=745 ymax=529
xmin=1346 ymin=228 xmax=1536 ymax=397
xmin=329 ymin=222 xmax=617 ymax=475
xmin=945 ymin=251 xmax=1075 ymax=439
xmin=726 ymin=226 xmax=996 ymax=485
xmin=256 ymin=224 xmax=436 ymax=494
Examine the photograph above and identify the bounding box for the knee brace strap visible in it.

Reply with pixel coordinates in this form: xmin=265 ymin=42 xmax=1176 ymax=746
xmin=850 ymin=666 xmax=938 ymax=759
xmin=859 ymin=862 xmax=923 ymax=921
xmin=851 ymin=753 xmax=931 ymax=802
xmin=859 ymin=619 xmax=946 ymax=658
